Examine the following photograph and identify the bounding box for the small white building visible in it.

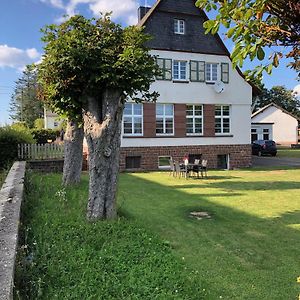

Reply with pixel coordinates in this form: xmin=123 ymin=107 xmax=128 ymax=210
xmin=44 ymin=108 xmax=63 ymax=130
xmin=251 ymin=103 xmax=299 ymax=145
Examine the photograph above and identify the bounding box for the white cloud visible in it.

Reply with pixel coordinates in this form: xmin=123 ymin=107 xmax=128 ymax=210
xmin=0 ymin=45 xmax=41 ymax=70
xmin=40 ymin=0 xmax=139 ymax=25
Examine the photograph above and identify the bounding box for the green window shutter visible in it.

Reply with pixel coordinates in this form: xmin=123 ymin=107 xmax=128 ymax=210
xmin=198 ymin=61 xmax=205 ymax=82
xmin=190 ymin=60 xmax=198 ymax=81
xmin=156 ymin=58 xmax=164 ymax=80
xmin=221 ymin=63 xmax=229 ymax=83
xmin=190 ymin=61 xmax=205 ymax=82
xmin=164 ymin=59 xmax=172 ymax=80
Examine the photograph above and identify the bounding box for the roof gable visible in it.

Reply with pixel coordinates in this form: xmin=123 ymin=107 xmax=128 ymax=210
xmin=138 ymin=0 xmax=229 ymax=56
xmin=252 ymin=103 xmax=300 ymax=121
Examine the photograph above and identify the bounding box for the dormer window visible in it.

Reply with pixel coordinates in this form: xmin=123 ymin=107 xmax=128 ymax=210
xmin=174 ymin=19 xmax=185 ymax=34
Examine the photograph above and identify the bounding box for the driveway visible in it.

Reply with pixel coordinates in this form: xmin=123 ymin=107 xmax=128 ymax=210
xmin=252 ymin=155 xmax=300 ymax=167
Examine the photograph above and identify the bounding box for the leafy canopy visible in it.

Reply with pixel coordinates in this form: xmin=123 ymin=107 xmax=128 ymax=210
xmin=195 ymin=0 xmax=300 ymax=78
xmin=38 ymin=14 xmax=159 ymax=120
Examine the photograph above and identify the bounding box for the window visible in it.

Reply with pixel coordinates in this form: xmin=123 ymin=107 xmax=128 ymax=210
xmin=221 ymin=63 xmax=229 ymax=83
xmin=263 ymin=128 xmax=269 ymax=140
xmin=190 ymin=61 xmax=205 ymax=82
xmin=156 ymin=58 xmax=172 ymax=80
xmin=173 ymin=61 xmax=187 ymax=80
xmin=251 ymin=128 xmax=258 ymax=142
xmin=217 ymin=154 xmax=229 ymax=169
xmin=186 ymin=105 xmax=203 ymax=135
xmin=206 ymin=63 xmax=218 ymax=82
xmin=123 ymin=103 xmax=143 ymax=136
xmin=215 ymin=105 xmax=230 ymax=134
xmin=53 ymin=121 xmax=58 ymax=127
xmin=125 ymin=156 xmax=141 ymax=169
xmin=158 ymin=156 xmax=172 ymax=169
xmin=174 ymin=19 xmax=185 ymax=34
xmin=156 ymin=104 xmax=174 ymax=135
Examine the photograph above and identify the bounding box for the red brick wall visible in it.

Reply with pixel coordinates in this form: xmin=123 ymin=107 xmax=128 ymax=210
xmin=120 ymin=144 xmax=251 ymax=171
xmin=203 ymin=104 xmax=215 ymax=136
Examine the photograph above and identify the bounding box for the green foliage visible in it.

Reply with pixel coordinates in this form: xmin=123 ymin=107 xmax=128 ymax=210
xmin=38 ymin=14 xmax=160 ymax=121
xmin=10 ymin=65 xmax=44 ymax=128
xmin=196 ymin=0 xmax=300 ymax=78
xmin=34 ymin=118 xmax=44 ymax=130
xmin=0 ymin=126 xmax=35 ymax=169
xmin=31 ymin=129 xmax=59 ymax=144
xmin=15 ymin=174 xmax=205 ymax=299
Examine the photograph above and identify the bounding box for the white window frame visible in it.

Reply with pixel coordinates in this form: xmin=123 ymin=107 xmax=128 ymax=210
xmin=156 ymin=104 xmax=174 ymax=136
xmin=215 ymin=105 xmax=231 ymax=134
xmin=174 ymin=19 xmax=185 ymax=34
xmin=173 ymin=60 xmax=187 ymax=81
xmin=186 ymin=105 xmax=203 ymax=136
xmin=206 ymin=63 xmax=218 ymax=82
xmin=123 ymin=103 xmax=143 ymax=136
xmin=158 ymin=156 xmax=172 ymax=170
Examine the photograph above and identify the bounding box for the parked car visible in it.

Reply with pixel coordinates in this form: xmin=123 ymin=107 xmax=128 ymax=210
xmin=252 ymin=140 xmax=277 ymax=156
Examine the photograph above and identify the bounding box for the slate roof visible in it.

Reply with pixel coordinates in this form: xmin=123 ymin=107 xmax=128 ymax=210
xmin=138 ymin=0 xmax=229 ymax=55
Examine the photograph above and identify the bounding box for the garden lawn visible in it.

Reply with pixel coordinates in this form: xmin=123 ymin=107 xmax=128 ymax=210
xmin=119 ymin=169 xmax=300 ymax=299
xmin=16 ymin=168 xmax=300 ymax=299
xmin=277 ymin=148 xmax=300 ymax=158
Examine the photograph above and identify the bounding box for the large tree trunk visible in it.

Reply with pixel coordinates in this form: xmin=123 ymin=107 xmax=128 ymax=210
xmin=62 ymin=120 xmax=84 ymax=185
xmin=83 ymin=89 xmax=124 ymax=221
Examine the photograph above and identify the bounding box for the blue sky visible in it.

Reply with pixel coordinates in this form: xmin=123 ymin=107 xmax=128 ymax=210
xmin=0 ymin=0 xmax=299 ymax=125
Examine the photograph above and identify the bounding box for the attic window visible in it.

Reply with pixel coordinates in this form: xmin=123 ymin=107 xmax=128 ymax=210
xmin=174 ymin=19 xmax=185 ymax=34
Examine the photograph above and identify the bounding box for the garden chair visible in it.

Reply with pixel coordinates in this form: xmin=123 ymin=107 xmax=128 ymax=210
xmin=192 ymin=159 xmax=200 ymax=178
xmin=169 ymin=158 xmax=175 ymax=177
xmin=174 ymin=161 xmax=181 ymax=178
xmin=201 ymin=159 xmax=208 ymax=178
xmin=181 ymin=159 xmax=190 ymax=179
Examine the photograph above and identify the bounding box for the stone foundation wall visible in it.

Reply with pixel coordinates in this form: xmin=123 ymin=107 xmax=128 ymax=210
xmin=27 ymin=159 xmax=64 ymax=173
xmin=120 ymin=144 xmax=252 ymax=171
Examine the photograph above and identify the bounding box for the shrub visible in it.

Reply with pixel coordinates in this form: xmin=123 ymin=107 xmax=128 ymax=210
xmin=31 ymin=129 xmax=59 ymax=144
xmin=33 ymin=118 xmax=45 ymax=130
xmin=0 ymin=126 xmax=35 ymax=169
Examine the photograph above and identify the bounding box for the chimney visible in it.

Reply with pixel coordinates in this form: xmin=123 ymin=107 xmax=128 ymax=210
xmin=138 ymin=6 xmax=151 ymax=21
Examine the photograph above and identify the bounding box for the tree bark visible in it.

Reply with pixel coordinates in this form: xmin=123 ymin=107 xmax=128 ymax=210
xmin=62 ymin=120 xmax=84 ymax=185
xmin=83 ymin=89 xmax=124 ymax=221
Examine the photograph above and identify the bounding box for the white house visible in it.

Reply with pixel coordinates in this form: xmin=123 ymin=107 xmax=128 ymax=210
xmin=119 ymin=0 xmax=255 ymax=171
xmin=44 ymin=108 xmax=63 ymax=130
xmin=251 ymin=103 xmax=299 ymax=146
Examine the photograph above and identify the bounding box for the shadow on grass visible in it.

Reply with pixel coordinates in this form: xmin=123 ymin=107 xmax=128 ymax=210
xmin=119 ymin=173 xmax=300 ymax=300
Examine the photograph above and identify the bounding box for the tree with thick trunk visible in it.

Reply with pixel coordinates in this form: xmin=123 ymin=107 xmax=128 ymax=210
xmin=62 ymin=120 xmax=84 ymax=185
xmin=83 ymin=90 xmax=123 ymax=220
xmin=38 ymin=15 xmax=159 ymax=220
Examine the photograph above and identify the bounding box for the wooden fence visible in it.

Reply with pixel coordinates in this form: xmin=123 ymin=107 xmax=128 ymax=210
xmin=18 ymin=143 xmax=64 ymax=160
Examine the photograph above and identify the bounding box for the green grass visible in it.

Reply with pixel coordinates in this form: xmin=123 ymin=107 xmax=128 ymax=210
xmin=15 ymin=173 xmax=204 ymax=299
xmin=277 ymin=148 xmax=300 ymax=158
xmin=16 ymin=169 xmax=300 ymax=299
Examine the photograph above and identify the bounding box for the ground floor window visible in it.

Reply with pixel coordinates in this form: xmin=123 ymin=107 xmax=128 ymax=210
xmin=158 ymin=156 xmax=172 ymax=169
xmin=217 ymin=154 xmax=229 ymax=169
xmin=263 ymin=128 xmax=269 ymax=140
xmin=251 ymin=128 xmax=258 ymax=142
xmin=125 ymin=156 xmax=141 ymax=169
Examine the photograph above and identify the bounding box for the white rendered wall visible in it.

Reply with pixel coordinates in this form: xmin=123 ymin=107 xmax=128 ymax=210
xmin=252 ymin=106 xmax=298 ymax=144
xmin=121 ymin=50 xmax=252 ymax=147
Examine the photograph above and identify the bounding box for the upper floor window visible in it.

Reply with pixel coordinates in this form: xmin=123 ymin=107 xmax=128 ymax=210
xmin=174 ymin=19 xmax=185 ymax=34
xmin=190 ymin=61 xmax=205 ymax=82
xmin=123 ymin=103 xmax=143 ymax=136
xmin=215 ymin=105 xmax=230 ymax=134
xmin=156 ymin=104 xmax=174 ymax=135
xmin=206 ymin=63 xmax=218 ymax=82
xmin=156 ymin=58 xmax=172 ymax=80
xmin=173 ymin=61 xmax=187 ymax=81
xmin=186 ymin=105 xmax=203 ymax=135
